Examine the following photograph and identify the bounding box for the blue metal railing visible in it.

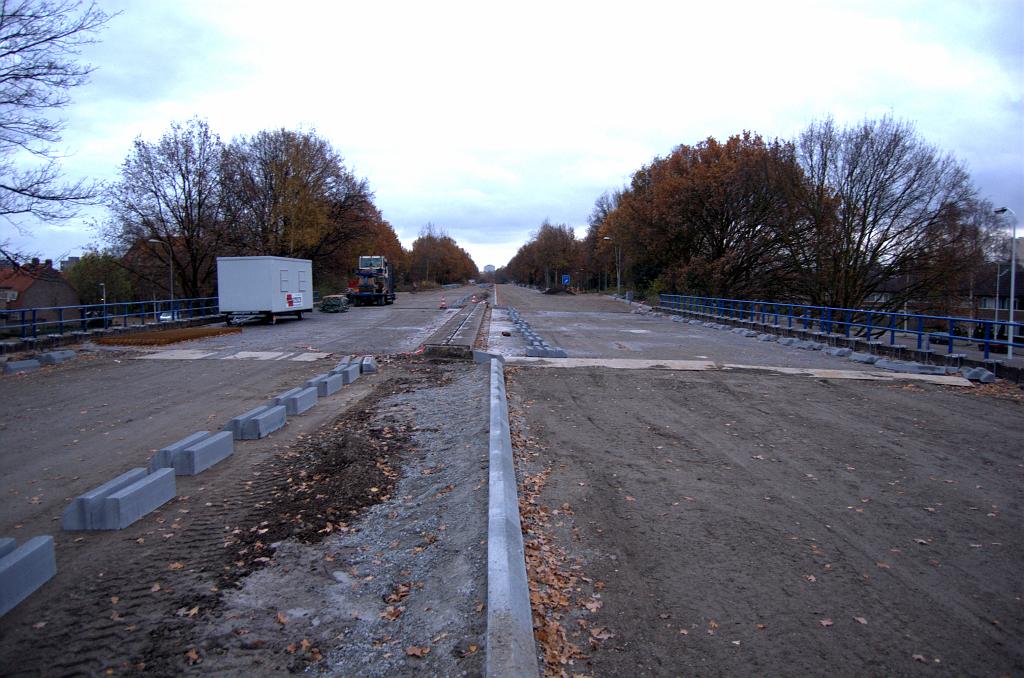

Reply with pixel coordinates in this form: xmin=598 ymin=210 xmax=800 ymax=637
xmin=659 ymin=294 xmax=1023 ymax=361
xmin=0 ymin=296 xmax=220 ymax=339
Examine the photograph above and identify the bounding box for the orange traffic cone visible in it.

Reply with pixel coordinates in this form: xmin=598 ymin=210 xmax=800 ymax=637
xmin=439 ymin=295 xmax=447 ymax=309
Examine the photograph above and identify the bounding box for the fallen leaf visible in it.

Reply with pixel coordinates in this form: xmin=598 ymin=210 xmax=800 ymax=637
xmin=624 ymin=495 xmax=636 ymax=502
xmin=300 ymin=639 xmax=311 ymax=653
xmin=461 ymin=644 xmax=479 ymax=657
xmin=276 ymin=611 xmax=288 ymax=625
xmin=150 ymin=583 xmax=161 ymax=593
xmin=804 ymin=575 xmax=817 ymax=583
xmin=185 ymin=648 xmax=200 ymax=665
xmin=381 ymin=605 xmax=404 ymax=621
xmin=679 ymin=629 xmax=689 ymax=635
xmin=110 ymin=596 xmax=119 ymax=605
xmin=405 ymin=645 xmax=431 ymax=658
xmin=584 ymin=599 xmax=602 ymax=612
xmin=819 ymin=618 xmax=833 ymax=627
xmin=590 ymin=626 xmax=614 ymax=640
xmin=854 ymin=616 xmax=868 ymax=625
xmin=875 ymin=562 xmax=891 ymax=569
xmin=914 ymin=538 xmax=930 ymax=545
xmin=756 ymin=624 xmax=767 ymax=630
xmin=168 ymin=562 xmax=185 ymax=570
xmin=32 ymin=621 xmax=47 ymax=629
xmin=912 ymin=654 xmax=927 ymax=663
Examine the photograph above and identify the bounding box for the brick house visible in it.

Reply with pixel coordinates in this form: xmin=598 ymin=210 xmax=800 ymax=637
xmin=0 ymin=258 xmax=81 ymax=327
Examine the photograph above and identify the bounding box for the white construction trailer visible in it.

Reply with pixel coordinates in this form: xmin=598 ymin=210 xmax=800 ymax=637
xmin=217 ymin=256 xmax=313 ymax=324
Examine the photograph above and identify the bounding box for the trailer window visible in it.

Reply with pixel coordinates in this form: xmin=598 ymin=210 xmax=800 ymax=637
xmin=280 ymin=269 xmax=289 ymax=292
xmin=298 ymin=270 xmax=307 ymax=292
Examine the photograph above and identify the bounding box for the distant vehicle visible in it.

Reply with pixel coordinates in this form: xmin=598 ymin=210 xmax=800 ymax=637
xmin=347 ymin=255 xmax=396 ymax=306
xmin=217 ymin=256 xmax=313 ymax=324
xmin=158 ymin=310 xmax=182 ymax=322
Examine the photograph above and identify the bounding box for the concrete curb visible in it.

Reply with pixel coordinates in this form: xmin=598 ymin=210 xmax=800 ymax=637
xmin=0 ymin=536 xmax=56 ymax=617
xmin=486 ymin=359 xmax=539 ymax=677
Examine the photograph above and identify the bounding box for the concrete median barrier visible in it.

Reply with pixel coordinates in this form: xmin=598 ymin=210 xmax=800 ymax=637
xmin=0 ymin=536 xmax=56 ymax=617
xmin=339 ymin=363 xmax=360 ymax=385
xmin=307 ymin=372 xmax=344 ymax=396
xmin=3 ymin=359 xmax=40 ymax=375
xmin=63 ymin=468 xmax=176 ymax=531
xmin=241 ymin=405 xmax=287 ymax=439
xmin=275 ymin=386 xmax=317 ymax=415
xmin=171 ymin=431 xmax=234 ymax=475
xmin=360 ymin=356 xmax=378 ymax=374
xmin=38 ymin=350 xmax=76 ymax=364
xmin=149 ymin=431 xmax=211 ymax=472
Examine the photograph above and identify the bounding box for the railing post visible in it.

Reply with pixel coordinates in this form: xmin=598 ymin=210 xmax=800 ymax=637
xmin=983 ymin=322 xmax=991 ymax=360
xmin=889 ymin=313 xmax=896 ymax=345
xmin=31 ymin=309 xmax=37 ymax=337
xmin=947 ymin=318 xmax=954 ymax=354
xmin=866 ymin=312 xmax=873 ymax=342
xmin=58 ymin=308 xmax=64 ymax=335
xmin=916 ymin=317 xmax=924 ymax=350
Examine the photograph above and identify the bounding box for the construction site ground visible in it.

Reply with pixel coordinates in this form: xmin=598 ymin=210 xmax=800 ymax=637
xmin=496 ymin=285 xmax=1024 ymax=677
xmin=1 ymin=283 xmax=1021 ymax=677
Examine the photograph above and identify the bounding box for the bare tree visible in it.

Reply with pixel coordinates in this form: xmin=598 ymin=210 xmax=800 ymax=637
xmin=0 ymin=0 xmax=112 ymax=263
xmin=782 ymin=116 xmax=978 ymax=310
xmin=105 ymin=117 xmax=224 ymax=297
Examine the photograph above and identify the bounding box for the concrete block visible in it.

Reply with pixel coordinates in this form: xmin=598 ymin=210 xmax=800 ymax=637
xmin=3 ymin=359 xmax=40 ymax=375
xmin=757 ymin=334 xmax=777 ymax=342
xmin=825 ymin=347 xmax=853 ymax=357
xmin=0 ymin=536 xmax=56 ymax=617
xmin=473 ymin=350 xmax=505 ymax=365
xmin=225 ymin=405 xmax=272 ymax=439
xmin=305 ymin=373 xmax=328 ymax=388
xmin=149 ymin=431 xmax=211 ymax=472
xmin=103 ymin=468 xmax=176 ymax=529
xmin=62 ymin=468 xmax=148 ymax=530
xmin=279 ymin=386 xmax=317 ymax=415
xmin=962 ymin=367 xmax=996 ymax=384
xmin=328 ymin=356 xmax=353 ymax=375
xmin=339 ymin=363 xmax=360 ymax=385
xmin=849 ymin=352 xmax=879 ymax=364
xmin=778 ymin=337 xmax=797 ymax=346
xmin=240 ymin=405 xmax=286 ymax=439
xmin=316 ymin=373 xmax=344 ymax=397
xmin=360 ymin=356 xmax=378 ymax=374
xmin=38 ymin=350 xmax=76 ymax=365
xmin=875 ymin=359 xmax=945 ymax=375
xmin=273 ymin=387 xmax=303 ymax=406
xmin=175 ymin=431 xmax=233 ymax=475
xmin=742 ymin=329 xmax=759 ymax=337
xmin=703 ymin=322 xmax=716 ymax=328
xmin=0 ymin=538 xmax=15 ymax=559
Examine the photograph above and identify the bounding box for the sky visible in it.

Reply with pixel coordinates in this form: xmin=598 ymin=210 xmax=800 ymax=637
xmin=3 ymin=0 xmax=1023 ymax=270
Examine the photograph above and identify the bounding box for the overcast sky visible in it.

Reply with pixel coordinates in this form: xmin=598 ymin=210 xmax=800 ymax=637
xmin=4 ymin=0 xmax=1023 ymax=270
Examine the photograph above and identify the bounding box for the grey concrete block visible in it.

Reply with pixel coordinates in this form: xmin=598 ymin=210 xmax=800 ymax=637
xmin=149 ymin=431 xmax=211 ymax=472
xmin=962 ymin=367 xmax=996 ymax=383
xmin=778 ymin=337 xmax=797 ymax=346
xmin=3 ymin=359 xmax=40 ymax=375
xmin=175 ymin=431 xmax=233 ymax=475
xmin=225 ymin=405 xmax=273 ymax=439
xmin=742 ymin=329 xmax=759 ymax=337
xmin=273 ymin=387 xmax=303 ymax=406
xmin=825 ymin=347 xmax=853 ymax=357
xmin=304 ymin=373 xmax=328 ymax=390
xmin=280 ymin=386 xmax=317 ymax=415
xmin=103 ymin=469 xmax=176 ymax=529
xmin=757 ymin=334 xmax=777 ymax=342
xmin=849 ymin=352 xmax=879 ymax=364
xmin=876 ymin=359 xmax=945 ymax=375
xmin=329 ymin=356 xmax=353 ymax=375
xmin=241 ymin=405 xmax=286 ymax=439
xmin=360 ymin=356 xmax=378 ymax=374
xmin=63 ymin=468 xmax=148 ymax=530
xmin=0 ymin=536 xmax=56 ymax=617
xmin=339 ymin=363 xmax=360 ymax=385
xmin=316 ymin=373 xmax=344 ymax=396
xmin=38 ymin=350 xmax=76 ymax=365
xmin=0 ymin=538 xmax=15 ymax=559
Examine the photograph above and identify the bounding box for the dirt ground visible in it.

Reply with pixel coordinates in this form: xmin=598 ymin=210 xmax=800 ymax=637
xmin=506 ymin=365 xmax=1024 ymax=677
xmin=0 ymin=358 xmax=489 ymax=676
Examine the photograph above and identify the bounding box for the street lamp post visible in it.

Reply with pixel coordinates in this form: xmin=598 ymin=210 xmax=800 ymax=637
xmin=147 ymin=238 xmax=174 ymax=314
xmin=602 ymin=236 xmax=621 ymax=296
xmin=994 ymin=207 xmax=1017 ymax=360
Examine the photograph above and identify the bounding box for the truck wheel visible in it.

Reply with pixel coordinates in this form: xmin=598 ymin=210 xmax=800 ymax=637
xmin=296 ymin=311 xmax=303 ymax=320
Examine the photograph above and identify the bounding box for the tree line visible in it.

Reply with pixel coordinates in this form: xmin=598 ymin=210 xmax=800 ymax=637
xmin=501 ymin=116 xmax=1002 ymax=315
xmin=63 ymin=118 xmax=477 ymax=302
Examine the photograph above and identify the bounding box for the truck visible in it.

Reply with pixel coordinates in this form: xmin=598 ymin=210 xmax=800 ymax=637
xmin=347 ymin=255 xmax=396 ymax=306
xmin=217 ymin=256 xmax=313 ymax=324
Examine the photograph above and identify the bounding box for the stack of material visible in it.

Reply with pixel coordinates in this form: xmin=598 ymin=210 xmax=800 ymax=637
xmin=320 ymin=295 xmax=350 ymax=313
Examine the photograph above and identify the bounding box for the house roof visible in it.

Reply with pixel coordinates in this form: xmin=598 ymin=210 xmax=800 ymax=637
xmin=0 ymin=261 xmax=71 ymax=307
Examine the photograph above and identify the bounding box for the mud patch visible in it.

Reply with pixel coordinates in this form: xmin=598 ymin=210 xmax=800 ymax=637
xmin=96 ymin=327 xmax=240 ymax=346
